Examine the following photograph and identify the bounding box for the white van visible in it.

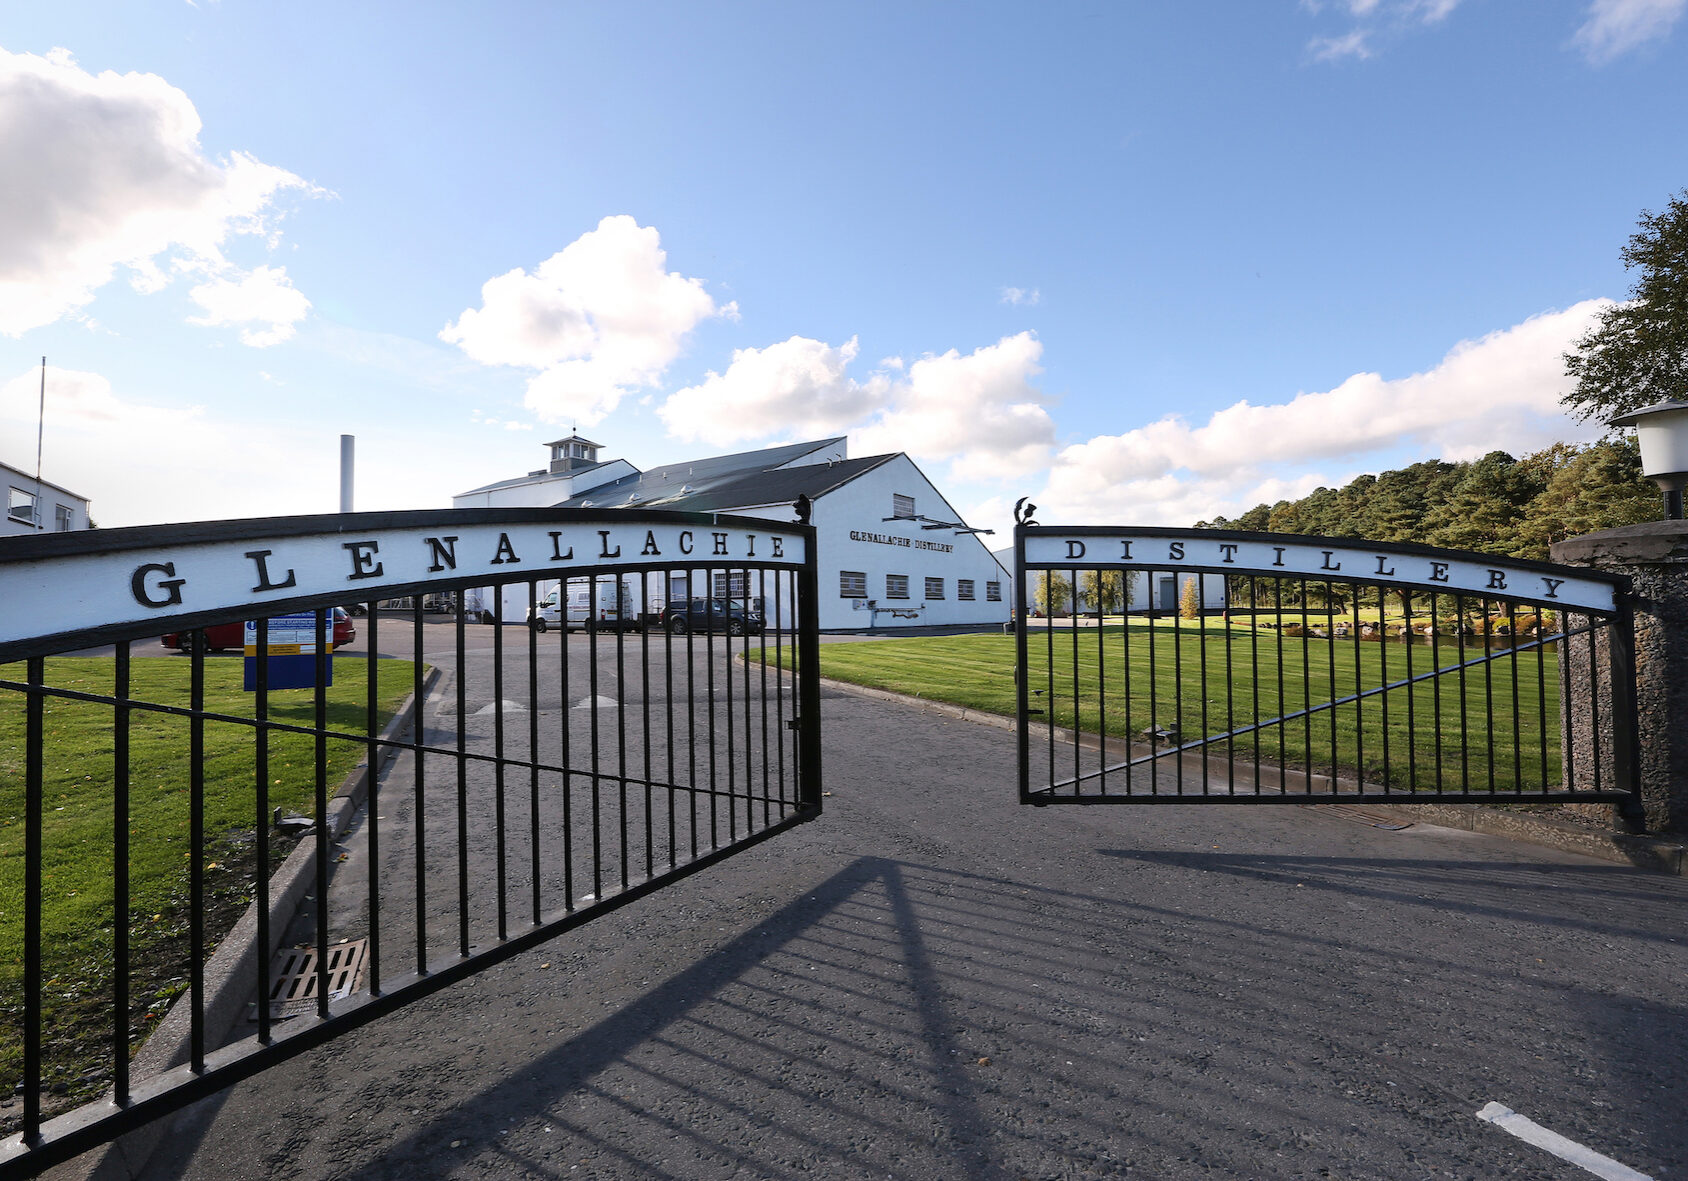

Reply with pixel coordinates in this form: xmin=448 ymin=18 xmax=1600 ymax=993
xmin=527 ymin=578 xmax=635 ymax=632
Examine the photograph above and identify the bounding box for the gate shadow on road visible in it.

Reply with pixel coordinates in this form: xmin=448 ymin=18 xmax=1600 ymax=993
xmin=143 ymin=845 xmax=1688 ymax=1179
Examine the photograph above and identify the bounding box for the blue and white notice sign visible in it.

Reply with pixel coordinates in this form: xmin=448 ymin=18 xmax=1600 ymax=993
xmin=243 ymin=613 xmax=333 ymax=691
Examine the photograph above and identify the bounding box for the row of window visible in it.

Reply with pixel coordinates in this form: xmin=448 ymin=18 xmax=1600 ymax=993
xmin=841 ymin=571 xmax=1000 ymax=602
xmin=7 ymin=488 xmax=74 ymax=530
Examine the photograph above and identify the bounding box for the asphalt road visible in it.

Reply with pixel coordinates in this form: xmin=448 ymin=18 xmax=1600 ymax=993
xmin=72 ymin=632 xmax=1688 ymax=1180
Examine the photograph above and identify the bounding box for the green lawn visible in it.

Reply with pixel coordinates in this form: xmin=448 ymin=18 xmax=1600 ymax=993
xmin=785 ymin=619 xmax=1560 ymax=792
xmin=0 ymin=656 xmax=417 ymax=1099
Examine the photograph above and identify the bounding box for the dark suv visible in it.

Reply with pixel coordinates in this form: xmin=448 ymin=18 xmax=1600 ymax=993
xmin=657 ymin=597 xmax=765 ymax=636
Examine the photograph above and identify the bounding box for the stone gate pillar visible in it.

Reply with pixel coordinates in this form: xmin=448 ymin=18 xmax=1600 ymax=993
xmin=1553 ymin=520 xmax=1688 ymax=834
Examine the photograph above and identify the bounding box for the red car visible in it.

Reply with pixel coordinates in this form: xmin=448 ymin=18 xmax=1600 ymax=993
xmin=161 ymin=608 xmax=356 ymax=654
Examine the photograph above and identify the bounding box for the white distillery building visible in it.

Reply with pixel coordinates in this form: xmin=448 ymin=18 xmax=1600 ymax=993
xmin=3 ymin=459 xmax=91 ymax=537
xmin=454 ymin=435 xmax=1011 ymax=630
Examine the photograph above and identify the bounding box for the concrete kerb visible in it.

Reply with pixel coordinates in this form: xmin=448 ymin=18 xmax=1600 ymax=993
xmin=816 ymin=675 xmax=1688 ymax=876
xmin=65 ymin=664 xmax=442 ymax=1181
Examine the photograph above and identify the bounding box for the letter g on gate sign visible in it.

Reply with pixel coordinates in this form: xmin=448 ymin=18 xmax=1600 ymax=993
xmin=131 ymin=562 xmax=186 ymax=608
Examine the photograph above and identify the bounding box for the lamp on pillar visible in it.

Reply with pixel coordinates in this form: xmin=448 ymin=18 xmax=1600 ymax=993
xmin=1610 ymin=400 xmax=1688 ymax=521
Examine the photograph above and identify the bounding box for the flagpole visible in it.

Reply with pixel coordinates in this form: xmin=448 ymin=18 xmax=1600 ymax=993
xmin=34 ymin=357 xmax=45 ymax=530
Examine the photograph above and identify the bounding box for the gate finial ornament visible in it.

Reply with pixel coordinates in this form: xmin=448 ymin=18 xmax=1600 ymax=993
xmin=794 ymin=493 xmax=812 ymax=524
xmin=1013 ymin=497 xmax=1037 ymax=526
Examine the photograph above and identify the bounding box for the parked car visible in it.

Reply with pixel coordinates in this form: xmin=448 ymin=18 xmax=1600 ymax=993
xmin=161 ymin=608 xmax=356 ymax=654
xmin=527 ymin=579 xmax=634 ymax=633
xmin=656 ymin=597 xmax=765 ymax=636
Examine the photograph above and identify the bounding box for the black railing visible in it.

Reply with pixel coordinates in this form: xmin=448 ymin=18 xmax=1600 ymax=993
xmin=0 ymin=509 xmax=821 ymax=1177
xmin=1014 ymin=524 xmax=1640 ymax=812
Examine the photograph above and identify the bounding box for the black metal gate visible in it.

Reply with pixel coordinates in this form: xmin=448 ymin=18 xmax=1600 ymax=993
xmin=1014 ymin=517 xmax=1640 ymax=815
xmin=0 ymin=507 xmax=821 ymax=1177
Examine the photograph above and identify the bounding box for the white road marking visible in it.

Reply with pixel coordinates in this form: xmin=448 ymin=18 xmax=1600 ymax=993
xmin=572 ymin=695 xmax=621 ymax=710
xmin=1476 ymin=1102 xmax=1653 ymax=1181
xmin=474 ymin=699 xmax=528 ymax=715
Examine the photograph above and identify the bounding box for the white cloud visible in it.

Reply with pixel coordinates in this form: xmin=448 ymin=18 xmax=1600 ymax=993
xmin=854 ymin=332 xmax=1055 ymax=481
xmin=1304 ymin=0 xmax=1463 ymax=60
xmin=1000 ymin=286 xmax=1041 ymax=306
xmin=656 ymin=330 xmax=1055 ymax=481
xmin=1036 ymin=301 xmax=1609 ymax=527
xmin=659 ymin=335 xmax=880 ymax=445
xmin=441 ymin=215 xmax=730 ymax=427
xmin=1573 ymin=0 xmax=1686 ymax=61
xmin=0 ymin=46 xmax=314 ymax=337
xmin=188 ymin=264 xmax=311 ymax=346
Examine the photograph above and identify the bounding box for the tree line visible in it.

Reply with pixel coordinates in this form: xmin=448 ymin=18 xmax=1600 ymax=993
xmin=1195 ymin=437 xmax=1662 ymax=562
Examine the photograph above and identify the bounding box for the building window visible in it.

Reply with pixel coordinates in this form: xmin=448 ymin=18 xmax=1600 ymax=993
xmin=986 ymin=581 xmax=1002 ymax=602
xmin=54 ymin=504 xmax=72 ymax=532
xmin=957 ymin=579 xmax=975 ymax=601
xmin=886 ymin=574 xmax=909 ymax=600
xmin=891 ymin=493 xmax=916 ymax=519
xmin=840 ymin=570 xmax=867 ymax=598
xmin=712 ymin=572 xmax=749 ymax=598
xmin=7 ymin=488 xmax=36 ymax=525
xmin=924 ymin=577 xmax=944 ymax=600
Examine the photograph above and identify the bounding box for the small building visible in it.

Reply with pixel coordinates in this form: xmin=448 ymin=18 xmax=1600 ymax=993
xmin=2 ymin=460 xmax=91 ymax=537
xmin=454 ymin=436 xmax=1011 ymax=630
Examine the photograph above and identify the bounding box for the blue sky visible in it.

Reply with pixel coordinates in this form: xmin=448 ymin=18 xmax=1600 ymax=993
xmin=2 ymin=1 xmax=1685 ymax=534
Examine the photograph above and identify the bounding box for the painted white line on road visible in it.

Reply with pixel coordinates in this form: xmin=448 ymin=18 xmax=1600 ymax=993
xmin=1476 ymin=1102 xmax=1653 ymax=1181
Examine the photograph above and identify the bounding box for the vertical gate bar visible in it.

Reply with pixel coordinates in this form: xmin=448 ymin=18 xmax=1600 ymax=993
xmin=797 ymin=530 xmax=823 ymax=815
xmin=113 ymin=643 xmax=131 ymax=1103
xmin=1379 ymin=585 xmax=1393 ymax=795
xmin=1350 ymin=584 xmax=1363 ymax=791
xmin=686 ymin=573 xmax=698 ymax=860
xmin=1589 ymin=613 xmax=1604 ymax=793
xmin=1172 ymin=573 xmax=1184 ymax=796
xmin=1275 ymin=579 xmax=1288 ymax=791
xmin=1327 ymin=583 xmax=1340 ymax=791
xmin=1298 ymin=579 xmax=1311 ymax=795
xmin=314 ymin=610 xmax=330 ymax=1018
xmin=616 ymin=580 xmax=629 ymax=891
xmin=589 ymin=574 xmax=603 ymax=899
xmin=23 ymin=657 xmax=43 ymax=1143
xmin=1121 ymin=568 xmax=1133 ymax=796
xmin=257 ymin=620 xmax=274 ymax=1038
xmin=1013 ymin=527 xmax=1029 ymax=802
xmin=1403 ymin=592 xmax=1417 ymax=794
xmin=642 ymin=570 xmax=654 ymax=875
xmin=1609 ymin=598 xmax=1641 ymax=818
xmin=759 ymin=568 xmax=771 ymax=823
xmin=1249 ymin=578 xmax=1261 ymax=796
xmin=1097 ymin=568 xmax=1108 ymax=795
xmin=774 ymin=566 xmax=787 ymax=815
xmin=367 ymin=603 xmax=381 ymax=991
xmin=560 ymin=590 xmax=574 ymax=911
xmin=1558 ymin=609 xmax=1576 ymax=791
xmin=666 ymin=567 xmax=679 ymax=861
xmin=189 ymin=634 xmax=205 ymax=1068
xmin=1072 ymin=577 xmax=1082 ymax=794
xmin=1483 ymin=596 xmax=1498 ymax=795
xmin=1431 ymin=593 xmax=1445 ymax=793
xmin=412 ymin=604 xmax=427 ymax=973
xmin=1519 ymin=603 xmax=1532 ymax=789
xmin=706 ymin=586 xmax=719 ymax=848
xmin=1044 ymin=570 xmax=1055 ymax=792
xmin=1224 ymin=574 xmax=1235 ymax=793
xmin=563 ymin=587 xmax=577 ymax=911
xmin=1536 ymin=604 xmax=1550 ymax=793
xmin=740 ymin=566 xmax=752 ymax=833
xmin=494 ymin=588 xmax=508 ymax=940
xmin=529 ymin=581 xmax=541 ymax=927
xmin=1456 ymin=593 xmax=1470 ymax=793
xmin=1145 ymin=573 xmax=1159 ymax=795
xmin=456 ymin=597 xmax=470 ymax=957
xmin=1197 ymin=573 xmax=1210 ymax=794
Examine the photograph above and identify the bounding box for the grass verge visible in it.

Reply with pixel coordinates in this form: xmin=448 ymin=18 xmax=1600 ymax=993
xmin=0 ymin=655 xmax=417 ymax=1115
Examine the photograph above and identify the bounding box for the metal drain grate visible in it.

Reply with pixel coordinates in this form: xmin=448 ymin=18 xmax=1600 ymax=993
xmin=264 ymin=939 xmax=369 ymax=1018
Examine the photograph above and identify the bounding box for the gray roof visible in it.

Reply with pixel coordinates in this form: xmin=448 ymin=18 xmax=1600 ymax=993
xmin=560 ymin=449 xmax=893 ymax=514
xmin=458 ymin=459 xmax=614 ymax=497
